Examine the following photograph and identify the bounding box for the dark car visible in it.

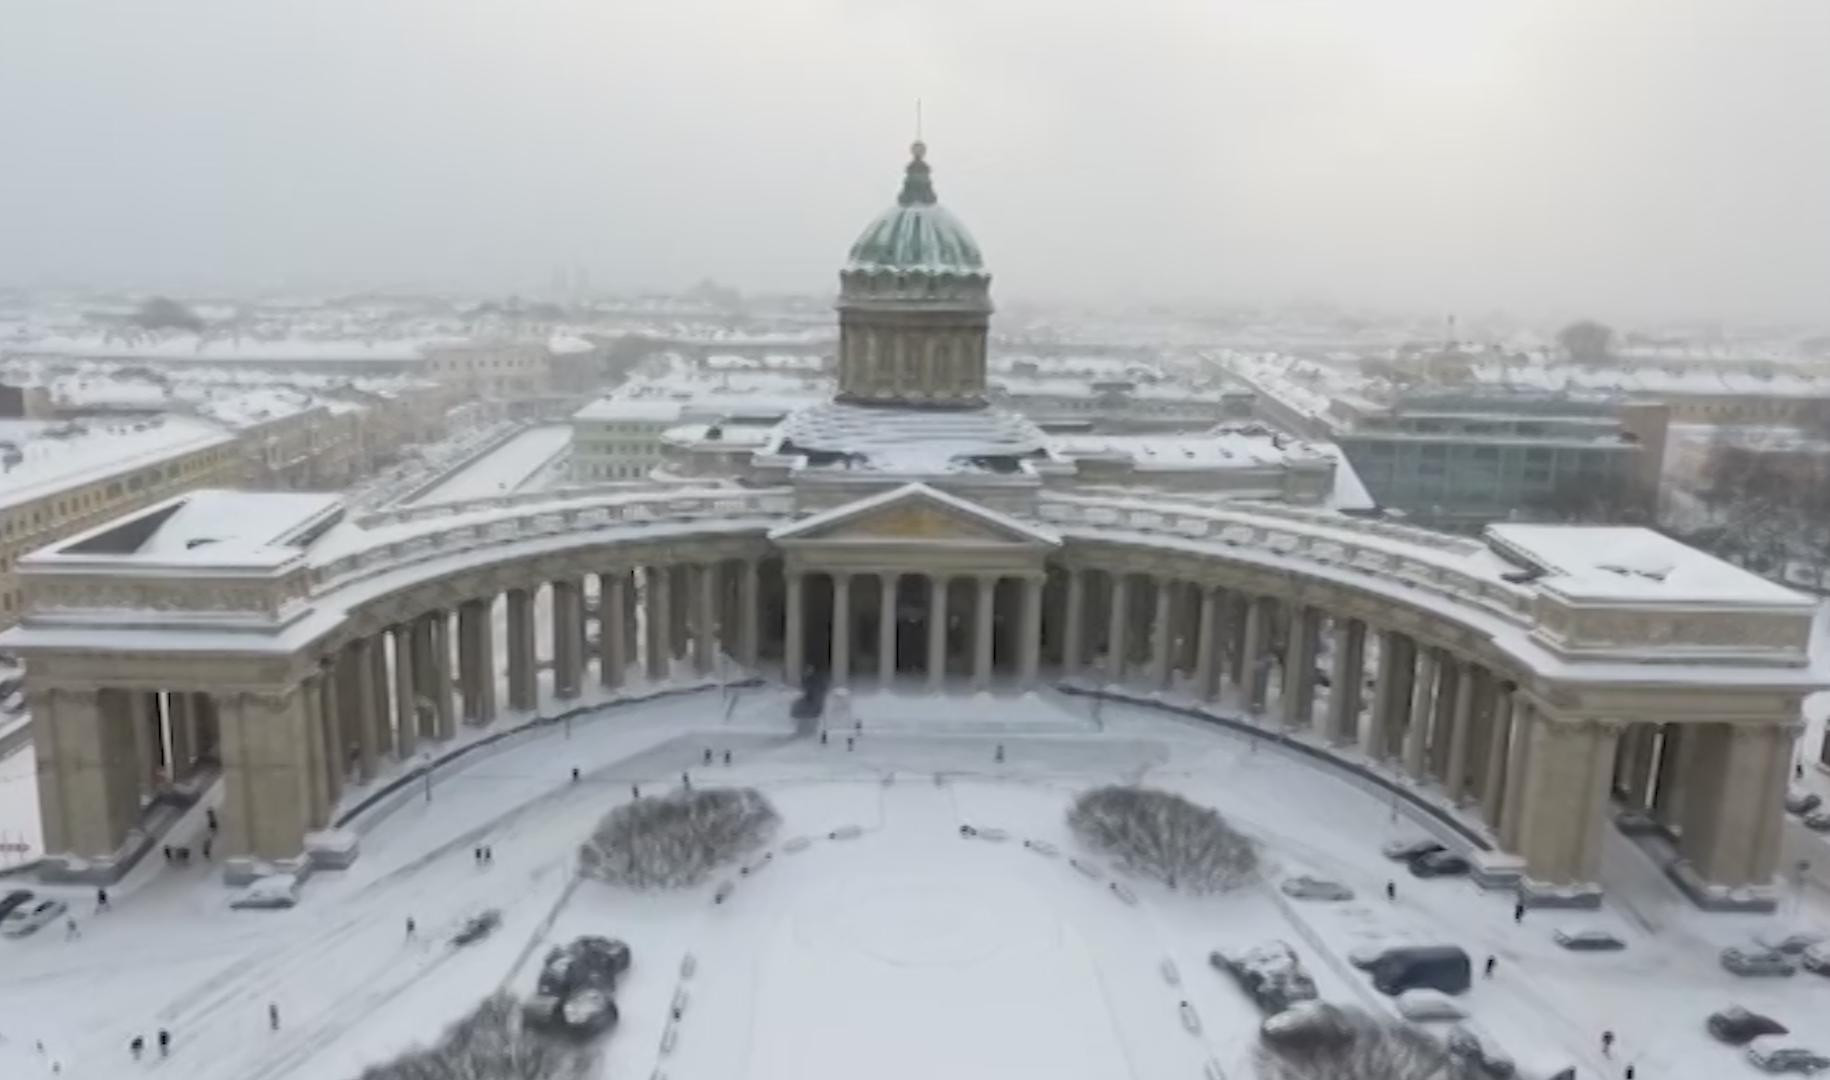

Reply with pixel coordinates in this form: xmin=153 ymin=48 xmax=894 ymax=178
xmin=1709 ymin=1007 xmax=1789 ymax=1045
xmin=1382 ymin=838 xmax=1445 ymax=862
xmin=0 ymin=889 xmax=33 ymax=921
xmin=1369 ymin=945 xmax=1471 ymax=996
xmin=452 ymin=909 xmax=502 ymax=946
xmin=1409 ymin=851 xmax=1472 ymax=878
xmin=1553 ymin=929 xmax=1626 ymax=951
xmin=1787 ymin=792 xmax=1823 ymax=816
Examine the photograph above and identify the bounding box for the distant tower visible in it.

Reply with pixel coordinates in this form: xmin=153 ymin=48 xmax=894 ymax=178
xmin=836 ymin=142 xmax=993 ymax=409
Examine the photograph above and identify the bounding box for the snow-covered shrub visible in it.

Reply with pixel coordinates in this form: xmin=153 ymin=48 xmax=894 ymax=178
xmin=354 ymin=993 xmax=595 ymax=1080
xmin=1067 ymin=785 xmax=1256 ymax=893
xmin=579 ymin=787 xmax=779 ymax=890
xmin=1255 ymin=1004 xmax=1480 ymax=1080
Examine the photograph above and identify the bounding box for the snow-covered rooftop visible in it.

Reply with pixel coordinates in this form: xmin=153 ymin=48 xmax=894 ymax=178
xmin=0 ymin=416 xmax=236 ymax=512
xmin=773 ymin=402 xmax=1048 ymax=475
xmin=1484 ymin=523 xmax=1808 ymax=605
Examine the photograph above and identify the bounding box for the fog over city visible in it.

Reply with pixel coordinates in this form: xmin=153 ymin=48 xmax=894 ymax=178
xmin=3 ymin=0 xmax=1828 ymax=322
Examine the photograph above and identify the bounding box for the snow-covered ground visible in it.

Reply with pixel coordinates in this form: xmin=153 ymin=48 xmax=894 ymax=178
xmin=3 ymin=687 xmax=1829 ymax=1080
xmin=408 ymin=424 xmax=571 ymax=505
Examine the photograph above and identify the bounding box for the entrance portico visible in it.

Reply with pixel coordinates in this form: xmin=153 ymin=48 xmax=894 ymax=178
xmin=768 ymin=483 xmax=1058 ymax=690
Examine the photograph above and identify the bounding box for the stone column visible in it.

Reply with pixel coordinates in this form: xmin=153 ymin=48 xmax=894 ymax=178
xmin=552 ymin=579 xmax=582 ymax=699
xmin=600 ymin=571 xmax=627 ymax=688
xmin=647 ymin=566 xmax=674 ymax=681
xmin=125 ymin=689 xmax=154 ymax=801
xmin=368 ymin=636 xmax=393 ymax=759
xmin=1617 ymin=723 xmax=1657 ymax=809
xmin=216 ymin=687 xmax=321 ymax=861
xmin=1431 ymin=661 xmax=1460 ymax=781
xmin=1480 ymin=687 xmax=1513 ymax=827
xmin=431 ymin=612 xmax=456 ymax=737
xmin=1356 ymin=626 xmax=1393 ymax=753
xmin=460 ymin=600 xmax=497 ymax=724
xmin=1019 ymin=575 xmax=1044 ymax=685
xmin=301 ymin=672 xmax=330 ymax=827
xmin=392 ymin=625 xmax=419 ymax=756
xmin=1404 ymin=648 xmax=1438 ymax=781
xmin=926 ymin=574 xmax=949 ymax=690
xmin=1444 ymin=661 xmax=1477 ymax=803
xmin=694 ymin=563 xmax=718 ymax=675
xmin=1499 ymin=694 xmax=1535 ymax=851
xmin=737 ymin=559 xmax=760 ymax=669
xmin=1105 ymin=573 xmax=1129 ymax=685
xmin=973 ymin=575 xmax=996 ymax=689
xmin=1193 ymin=587 xmax=1219 ymax=700
xmin=318 ymin=663 xmax=344 ymax=810
xmin=878 ymin=573 xmax=898 ymax=688
xmin=168 ymin=691 xmax=194 ymax=779
xmin=1280 ymin=605 xmax=1318 ymax=729
xmin=1062 ymin=569 xmax=1085 ymax=678
xmin=1653 ymin=725 xmax=1692 ymax=832
xmin=830 ymin=572 xmax=852 ymax=685
xmin=1514 ymin=714 xmax=1618 ymax=892
xmin=1239 ymin=595 xmax=1267 ymax=712
xmin=1147 ymin=577 xmax=1174 ymax=688
xmin=348 ymin=638 xmax=378 ymax=782
xmin=66 ymin=689 xmax=140 ymax=853
xmin=784 ymin=569 xmax=804 ymax=689
xmin=1678 ymin=722 xmax=1793 ymax=888
xmin=506 ymin=588 xmax=538 ymax=710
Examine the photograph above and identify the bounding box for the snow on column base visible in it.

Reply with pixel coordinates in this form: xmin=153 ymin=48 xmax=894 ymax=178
xmin=305 ymin=828 xmax=360 ymax=870
xmin=221 ymin=832 xmax=359 ymax=887
xmin=1662 ymin=858 xmax=1779 ymax=913
xmin=1612 ymin=809 xmax=1663 ymax=837
xmin=1468 ymin=851 xmax=1526 ymax=891
xmin=38 ymin=827 xmax=158 ymax=885
xmin=1516 ymin=877 xmax=1603 ymax=910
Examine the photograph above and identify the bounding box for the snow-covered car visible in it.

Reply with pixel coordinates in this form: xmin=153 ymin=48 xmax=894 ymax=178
xmin=1445 ymin=1025 xmax=1516 ymax=1078
xmin=1381 ymin=838 xmax=1445 ymax=861
xmin=1409 ymin=851 xmax=1472 ymax=878
xmin=1259 ymin=1001 xmax=1355 ymax=1048
xmin=1369 ymin=945 xmax=1472 ymax=996
xmin=1709 ymin=1006 xmax=1789 ymax=1045
xmin=0 ymin=898 xmax=67 ymax=938
xmin=1756 ymin=930 xmax=1826 ymax=956
xmin=1787 ymin=792 xmax=1823 ymax=816
xmin=1212 ymin=941 xmax=1318 ymax=1015
xmin=559 ymin=988 xmax=618 ymax=1036
xmin=1721 ymin=947 xmax=1797 ymax=977
xmin=0 ymin=888 xmax=34 ymax=921
xmin=1280 ymin=875 xmax=1354 ymax=902
xmin=536 ymin=936 xmax=630 ymax=999
xmin=1396 ymin=988 xmax=1467 ymax=1021
xmin=1806 ymin=811 xmax=1830 ymax=833
xmin=1747 ymin=1042 xmax=1830 ymax=1075
xmin=1553 ymin=929 xmax=1626 ymax=951
xmin=228 ymin=876 xmax=300 ymax=910
xmin=451 ymin=909 xmax=502 ymax=946
xmin=1802 ymin=946 xmax=1830 ymax=976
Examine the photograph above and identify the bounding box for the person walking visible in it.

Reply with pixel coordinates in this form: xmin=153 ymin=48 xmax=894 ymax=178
xmin=129 ymin=1035 xmax=144 ymax=1060
xmin=1384 ymin=880 xmax=1396 ymax=902
xmin=994 ymin=744 xmax=1005 ymax=764
xmin=681 ymin=771 xmax=692 ymax=790
xmin=631 ymin=784 xmax=641 ymax=799
xmin=846 ymin=736 xmax=855 ymax=752
xmin=1483 ymin=955 xmax=1496 ymax=978
xmin=723 ymin=750 xmax=732 ymax=766
xmin=1624 ymin=1065 xmax=1636 ymax=1079
xmin=1512 ymin=901 xmax=1525 ymax=924
xmin=571 ymin=767 xmax=580 ymax=783
xmin=1601 ymin=1030 xmax=1616 ymax=1057
xmin=405 ymin=916 xmax=416 ymax=939
xmin=702 ymin=747 xmax=713 ymax=766
xmin=64 ymin=918 xmax=79 ymax=940
xmin=820 ymin=730 xmax=829 ymax=746
xmin=157 ymin=1029 xmax=170 ymax=1057
xmin=268 ymin=1003 xmax=280 ymax=1031
xmin=95 ymin=888 xmax=108 ymax=912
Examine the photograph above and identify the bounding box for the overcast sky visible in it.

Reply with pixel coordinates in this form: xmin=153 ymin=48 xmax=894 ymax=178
xmin=2 ymin=0 xmax=1827 ymax=323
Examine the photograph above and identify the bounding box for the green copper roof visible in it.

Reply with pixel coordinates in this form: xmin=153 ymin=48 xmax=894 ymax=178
xmin=845 ymin=142 xmax=986 ymax=275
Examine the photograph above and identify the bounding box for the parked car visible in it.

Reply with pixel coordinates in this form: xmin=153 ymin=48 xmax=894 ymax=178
xmin=1280 ymin=875 xmax=1354 ymax=902
xmin=1396 ymin=988 xmax=1466 ymax=1021
xmin=1409 ymin=851 xmax=1472 ymax=878
xmin=0 ymin=889 xmax=34 ymax=921
xmin=1381 ymin=838 xmax=1445 ymax=862
xmin=1446 ymin=1025 xmax=1517 ymax=1078
xmin=1369 ymin=945 xmax=1472 ymax=996
xmin=1553 ymin=929 xmax=1626 ymax=951
xmin=452 ymin=909 xmax=502 ymax=947
xmin=1746 ymin=1042 xmax=1830 ymax=1075
xmin=1756 ymin=931 xmax=1826 ymax=956
xmin=1709 ymin=1006 xmax=1789 ymax=1045
xmin=1806 ymin=811 xmax=1830 ymax=833
xmin=1721 ymin=947 xmax=1797 ymax=977
xmin=1212 ymin=941 xmax=1319 ymax=1014
xmin=1 ymin=898 xmax=67 ymax=938
xmin=1786 ymin=792 xmax=1823 ymax=816
xmin=1801 ymin=946 xmax=1830 ymax=976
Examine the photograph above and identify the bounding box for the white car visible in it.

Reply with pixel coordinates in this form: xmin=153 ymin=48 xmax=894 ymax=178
xmin=1396 ymin=988 xmax=1467 ymax=1021
xmin=1 ymin=898 xmax=68 ymax=938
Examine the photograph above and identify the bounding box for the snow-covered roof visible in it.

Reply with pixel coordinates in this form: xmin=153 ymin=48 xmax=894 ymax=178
xmin=573 ymin=399 xmax=687 ymax=423
xmin=548 ymin=333 xmax=596 ymax=355
xmin=1051 ymin=431 xmax=1322 ymax=471
xmin=769 ymin=481 xmax=1060 ymax=546
xmin=0 ymin=416 xmax=236 ymax=512
xmin=1484 ymin=524 xmax=1809 ymax=606
xmin=13 ymin=332 xmax=457 ymax=363
xmin=772 ymin=402 xmax=1047 ymax=474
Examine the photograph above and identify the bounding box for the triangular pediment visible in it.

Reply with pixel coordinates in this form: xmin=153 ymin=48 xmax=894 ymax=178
xmin=769 ymin=483 xmax=1060 ymax=548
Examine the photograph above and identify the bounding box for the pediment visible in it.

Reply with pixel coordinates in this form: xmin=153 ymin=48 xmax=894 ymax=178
xmin=769 ymin=483 xmax=1059 ymax=548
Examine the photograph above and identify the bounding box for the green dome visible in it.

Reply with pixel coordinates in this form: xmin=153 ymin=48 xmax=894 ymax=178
xmin=845 ymin=142 xmax=986 ymax=276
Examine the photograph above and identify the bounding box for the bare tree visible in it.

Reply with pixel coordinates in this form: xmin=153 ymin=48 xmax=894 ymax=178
xmin=1555 ymin=319 xmax=1614 ymax=362
xmin=579 ymin=787 xmax=779 ymax=890
xmin=354 ymin=993 xmax=596 ymax=1080
xmin=130 ymin=295 xmax=206 ymax=333
xmin=1255 ymin=1004 xmax=1478 ymax=1080
xmin=1067 ymin=785 xmax=1257 ymax=893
